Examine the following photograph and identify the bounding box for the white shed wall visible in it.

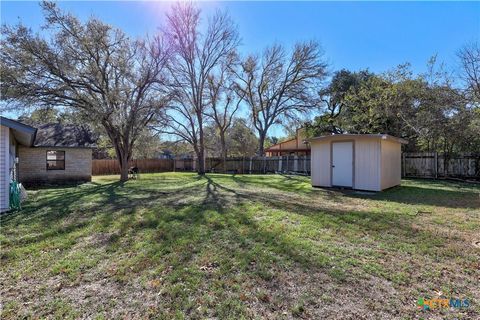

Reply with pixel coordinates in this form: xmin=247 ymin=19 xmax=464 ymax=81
xmin=0 ymin=125 xmax=10 ymax=212
xmin=354 ymin=138 xmax=381 ymax=191
xmin=381 ymin=140 xmax=402 ymax=190
xmin=310 ymin=141 xmax=331 ymax=187
xmin=310 ymin=135 xmax=405 ymax=191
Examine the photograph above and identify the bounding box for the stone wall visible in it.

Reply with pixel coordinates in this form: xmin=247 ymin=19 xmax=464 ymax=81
xmin=18 ymin=146 xmax=92 ymax=186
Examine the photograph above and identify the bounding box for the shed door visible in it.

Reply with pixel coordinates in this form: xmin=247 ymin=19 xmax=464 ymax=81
xmin=332 ymin=141 xmax=353 ymax=187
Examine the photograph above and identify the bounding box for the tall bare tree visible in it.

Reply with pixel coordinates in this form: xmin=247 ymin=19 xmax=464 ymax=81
xmin=232 ymin=42 xmax=327 ymax=155
xmin=458 ymin=41 xmax=480 ymax=102
xmin=205 ymin=60 xmax=243 ymax=171
xmin=159 ymin=3 xmax=240 ymax=175
xmin=0 ymin=1 xmax=170 ymax=181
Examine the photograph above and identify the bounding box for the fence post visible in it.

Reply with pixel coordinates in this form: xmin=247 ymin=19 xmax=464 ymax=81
xmin=293 ymin=155 xmax=298 ymax=173
xmin=278 ymin=156 xmax=282 ymax=173
xmin=402 ymin=153 xmax=406 ymax=178
xmin=263 ymin=157 xmax=266 ymax=174
xmin=249 ymin=157 xmax=253 ymax=174
xmin=434 ymin=151 xmax=438 ymax=179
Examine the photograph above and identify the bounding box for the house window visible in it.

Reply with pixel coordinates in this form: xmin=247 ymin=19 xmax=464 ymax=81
xmin=46 ymin=150 xmax=65 ymax=170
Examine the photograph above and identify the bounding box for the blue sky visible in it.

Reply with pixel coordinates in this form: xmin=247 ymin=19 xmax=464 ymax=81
xmin=1 ymin=1 xmax=479 ymax=137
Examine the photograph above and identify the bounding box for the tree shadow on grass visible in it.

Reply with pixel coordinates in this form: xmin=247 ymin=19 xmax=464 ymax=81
xmin=230 ymin=174 xmax=312 ymax=194
xmin=115 ymin=173 xmax=477 ymax=303
xmin=208 ymin=177 xmax=401 ymax=230
xmin=2 ymin=174 xmax=476 ymax=273
xmin=1 ymin=180 xmax=184 ymax=246
xmin=193 ymin=176 xmax=464 ymax=266
xmin=2 ymin=173 xmax=479 ymax=320
xmin=231 ymin=174 xmax=480 ymax=209
xmin=345 ymin=181 xmax=480 ymax=209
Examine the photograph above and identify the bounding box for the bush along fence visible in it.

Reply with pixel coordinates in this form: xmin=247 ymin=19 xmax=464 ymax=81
xmin=92 ymin=153 xmax=479 ymax=180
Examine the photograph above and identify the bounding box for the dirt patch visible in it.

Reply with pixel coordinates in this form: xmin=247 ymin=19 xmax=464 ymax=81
xmin=73 ymin=232 xmax=118 ymax=250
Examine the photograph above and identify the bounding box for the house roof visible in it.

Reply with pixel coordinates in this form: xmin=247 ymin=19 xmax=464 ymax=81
xmin=34 ymin=123 xmax=97 ymax=148
xmin=0 ymin=116 xmax=37 ymax=147
xmin=265 ymin=138 xmax=295 ymax=150
xmin=265 ymin=137 xmax=308 ymax=151
xmin=265 ymin=128 xmax=308 ymax=151
xmin=308 ymin=134 xmax=408 ymax=144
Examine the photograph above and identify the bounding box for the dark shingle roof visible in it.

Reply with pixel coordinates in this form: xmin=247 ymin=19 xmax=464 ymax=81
xmin=34 ymin=123 xmax=97 ymax=148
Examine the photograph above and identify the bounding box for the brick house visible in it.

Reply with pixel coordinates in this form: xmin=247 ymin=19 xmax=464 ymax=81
xmin=1 ymin=117 xmax=95 ymax=211
xmin=265 ymin=128 xmax=311 ymax=157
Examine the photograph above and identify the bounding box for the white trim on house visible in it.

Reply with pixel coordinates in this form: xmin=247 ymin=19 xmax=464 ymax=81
xmin=0 ymin=118 xmax=37 ymax=213
xmin=1 ymin=125 xmax=10 ymax=212
xmin=0 ymin=117 xmax=37 ymax=146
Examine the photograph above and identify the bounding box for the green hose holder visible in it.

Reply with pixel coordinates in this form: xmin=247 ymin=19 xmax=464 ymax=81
xmin=9 ymin=181 xmax=21 ymax=211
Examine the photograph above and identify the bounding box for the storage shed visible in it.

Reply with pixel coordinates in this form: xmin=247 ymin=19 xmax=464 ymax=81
xmin=309 ymin=134 xmax=408 ymax=191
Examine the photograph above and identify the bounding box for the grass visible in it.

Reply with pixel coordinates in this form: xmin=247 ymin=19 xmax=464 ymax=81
xmin=1 ymin=173 xmax=479 ymax=319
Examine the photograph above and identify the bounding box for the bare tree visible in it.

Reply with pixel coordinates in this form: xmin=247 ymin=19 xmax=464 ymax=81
xmin=232 ymin=42 xmax=327 ymax=155
xmin=458 ymin=41 xmax=480 ymax=102
xmin=159 ymin=3 xmax=240 ymax=175
xmin=0 ymin=1 xmax=170 ymax=181
xmin=205 ymin=60 xmax=243 ymax=171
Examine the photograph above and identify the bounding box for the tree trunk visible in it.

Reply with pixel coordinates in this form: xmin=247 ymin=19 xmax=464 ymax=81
xmin=258 ymin=131 xmax=267 ymax=156
xmin=197 ymin=148 xmax=205 ymax=175
xmin=118 ymin=152 xmax=129 ymax=182
xmin=107 ymin=127 xmax=132 ymax=183
xmin=220 ymin=131 xmax=227 ymax=173
xmin=198 ymin=121 xmax=206 ymax=175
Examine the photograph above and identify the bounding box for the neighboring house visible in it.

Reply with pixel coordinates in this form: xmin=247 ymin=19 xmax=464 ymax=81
xmin=1 ymin=117 xmax=95 ymax=212
xmin=265 ymin=128 xmax=311 ymax=157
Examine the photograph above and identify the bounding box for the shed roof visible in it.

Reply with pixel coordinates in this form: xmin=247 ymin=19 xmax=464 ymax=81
xmin=308 ymin=134 xmax=408 ymax=144
xmin=0 ymin=116 xmax=37 ymax=146
xmin=34 ymin=123 xmax=97 ymax=148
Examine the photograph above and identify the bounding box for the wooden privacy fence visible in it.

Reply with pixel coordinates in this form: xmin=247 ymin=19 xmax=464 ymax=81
xmin=403 ymin=152 xmax=480 ymax=179
xmin=92 ymin=159 xmax=174 ymax=175
xmin=92 ymin=156 xmax=311 ymax=176
xmin=93 ymin=153 xmax=479 ymax=180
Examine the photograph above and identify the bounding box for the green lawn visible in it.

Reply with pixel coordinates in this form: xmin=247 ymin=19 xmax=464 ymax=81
xmin=1 ymin=173 xmax=479 ymax=319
